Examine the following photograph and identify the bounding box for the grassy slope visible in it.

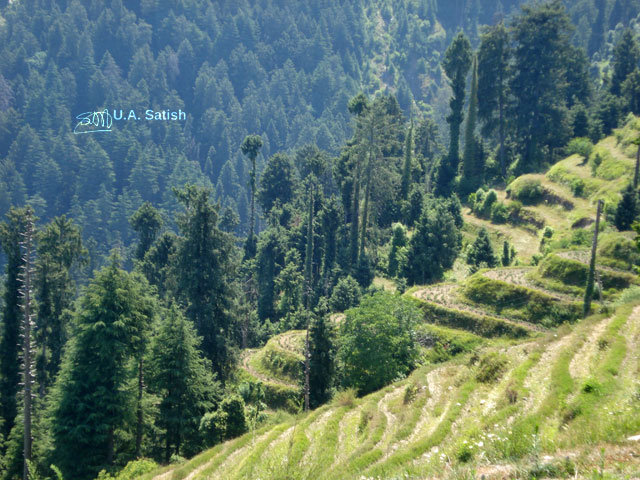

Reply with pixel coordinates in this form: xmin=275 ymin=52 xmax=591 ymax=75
xmin=139 ymin=119 xmax=640 ymax=480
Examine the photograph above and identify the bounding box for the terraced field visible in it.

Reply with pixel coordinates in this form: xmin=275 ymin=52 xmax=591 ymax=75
xmin=142 ymin=303 xmax=640 ymax=480
xmin=137 ymin=117 xmax=640 ymax=480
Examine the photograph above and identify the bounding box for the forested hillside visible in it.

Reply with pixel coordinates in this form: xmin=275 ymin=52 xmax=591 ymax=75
xmin=0 ymin=0 xmax=639 ymax=263
xmin=1 ymin=0 xmax=640 ymax=479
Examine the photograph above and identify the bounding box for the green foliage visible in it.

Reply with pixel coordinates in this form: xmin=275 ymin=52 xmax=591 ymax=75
xmin=598 ymin=234 xmax=640 ymax=268
xmin=404 ymin=199 xmax=461 ymax=285
xmin=506 ymin=177 xmax=544 ymax=204
xmin=338 ymin=293 xmax=421 ymax=396
xmin=614 ymin=183 xmax=638 ymax=231
xmin=566 ymin=137 xmax=594 ymax=161
xmin=148 ymin=304 xmax=220 ymax=461
xmin=0 ymin=207 xmax=28 ymax=439
xmin=538 ymin=254 xmax=637 ymax=291
xmin=466 ymin=227 xmax=498 ymax=269
xmin=510 ymin=1 xmax=575 ymax=171
xmin=490 ymin=201 xmax=509 ymax=224
xmin=475 ymin=352 xmax=509 ymax=383
xmin=174 ymin=185 xmax=236 ymax=379
xmin=129 ymin=202 xmax=163 ymax=261
xmin=417 ymin=324 xmax=484 ymax=363
xmin=477 ymin=23 xmax=510 ymax=177
xmin=50 ymin=258 xmax=158 ymax=480
xmin=387 ymin=223 xmax=408 ymax=278
xmin=611 ymin=29 xmax=640 ymax=96
xmin=258 ymin=153 xmax=298 ymax=216
xmin=411 ymin=296 xmax=529 ymax=339
xmin=329 ymin=275 xmax=361 ymax=312
xmin=309 ymin=314 xmax=336 ymax=408
xmin=462 ymin=273 xmax=583 ymax=325
xmin=438 ymin=32 xmax=472 ymax=195
xmin=96 ymin=459 xmax=158 ymax=480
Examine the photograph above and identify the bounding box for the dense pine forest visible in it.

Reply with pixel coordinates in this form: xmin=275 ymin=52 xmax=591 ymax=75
xmin=1 ymin=0 xmax=640 ymax=479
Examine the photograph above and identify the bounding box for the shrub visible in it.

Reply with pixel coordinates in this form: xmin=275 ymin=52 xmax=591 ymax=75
xmin=475 ymin=352 xmax=508 ymax=383
xmin=598 ymin=234 xmax=640 ymax=267
xmin=329 ymin=275 xmax=361 ymax=312
xmin=96 ymin=460 xmax=158 ymax=480
xmin=507 ymin=177 xmax=544 ymax=204
xmin=338 ymin=292 xmax=421 ymax=395
xmin=456 ymin=442 xmax=474 ymax=462
xmin=403 ymin=383 xmax=419 ymax=404
xmin=480 ymin=189 xmax=498 ymax=216
xmin=566 ymin=137 xmax=594 ymax=161
xmin=570 ymin=178 xmax=585 ymax=197
xmin=490 ymin=201 xmax=509 ymax=223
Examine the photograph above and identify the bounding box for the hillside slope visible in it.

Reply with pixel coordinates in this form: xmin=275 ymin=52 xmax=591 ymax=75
xmin=135 ymin=121 xmax=640 ymax=480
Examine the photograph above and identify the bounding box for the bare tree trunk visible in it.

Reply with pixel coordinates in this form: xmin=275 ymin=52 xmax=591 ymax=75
xmin=584 ymin=200 xmax=603 ymax=317
xmin=634 ymin=143 xmax=640 ymax=189
xmin=20 ymin=209 xmax=35 ymax=480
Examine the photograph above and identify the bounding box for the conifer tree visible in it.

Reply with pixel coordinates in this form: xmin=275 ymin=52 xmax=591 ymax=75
xmin=19 ymin=208 xmax=35 ymax=480
xmin=511 ymin=1 xmax=572 ymax=171
xmin=501 ymin=240 xmax=511 ymax=266
xmin=50 ymin=257 xmax=157 ymax=480
xmin=309 ymin=312 xmax=335 ymax=409
xmin=588 ymin=0 xmax=606 ymax=57
xmin=0 ymin=207 xmax=29 ymax=441
xmin=130 ymin=202 xmax=163 ymax=261
xmin=401 ymin=122 xmax=413 ymax=201
xmin=241 ymin=135 xmax=263 ymax=259
xmin=614 ymin=183 xmax=638 ymax=231
xmin=462 ymin=56 xmax=482 ymax=192
xmin=478 ymin=22 xmax=511 ymax=177
xmin=148 ymin=304 xmax=219 ymax=462
xmin=437 ymin=32 xmax=472 ymax=196
xmin=466 ymin=227 xmax=498 ymax=269
xmin=611 ymin=29 xmax=640 ymax=96
xmin=34 ymin=216 xmax=85 ymax=394
xmin=174 ymin=185 xmax=237 ymax=380
xmin=404 ymin=201 xmax=461 ymax=284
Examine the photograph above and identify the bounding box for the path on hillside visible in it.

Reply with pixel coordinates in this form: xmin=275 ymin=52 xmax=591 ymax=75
xmin=240 ymin=349 xmax=299 ymax=389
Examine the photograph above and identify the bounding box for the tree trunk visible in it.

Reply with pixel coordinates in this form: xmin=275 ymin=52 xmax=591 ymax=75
xmin=584 ymin=200 xmax=603 ymax=317
xmin=21 ymin=211 xmax=34 ymax=480
xmin=135 ymin=357 xmax=144 ymax=458
xmin=498 ymin=82 xmax=506 ymax=178
xmin=349 ymin=156 xmax=361 ymax=271
xmin=634 ymin=143 xmax=640 ymax=189
xmin=249 ymin=156 xmax=257 ymax=239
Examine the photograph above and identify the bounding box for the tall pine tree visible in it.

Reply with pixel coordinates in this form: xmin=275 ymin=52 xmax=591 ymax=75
xmin=0 ymin=207 xmax=29 ymax=442
xmin=50 ymin=257 xmax=157 ymax=480
xmin=174 ymin=185 xmax=237 ymax=381
xmin=437 ymin=32 xmax=472 ymax=195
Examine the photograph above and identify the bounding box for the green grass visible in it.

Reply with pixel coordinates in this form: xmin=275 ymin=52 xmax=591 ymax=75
xmin=462 ymin=272 xmax=583 ymax=326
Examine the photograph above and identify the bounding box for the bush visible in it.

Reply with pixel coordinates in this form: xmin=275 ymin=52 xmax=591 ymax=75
xmin=598 ymin=234 xmax=640 ymax=268
xmin=96 ymin=460 xmax=158 ymax=480
xmin=566 ymin=137 xmax=594 ymax=161
xmin=506 ymin=177 xmax=544 ymax=204
xmin=475 ymin=352 xmax=508 ymax=383
xmin=338 ymin=292 xmax=421 ymax=395
xmin=490 ymin=202 xmax=509 ymax=223
xmin=329 ymin=275 xmax=361 ymax=312
xmin=570 ymin=178 xmax=585 ymax=197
